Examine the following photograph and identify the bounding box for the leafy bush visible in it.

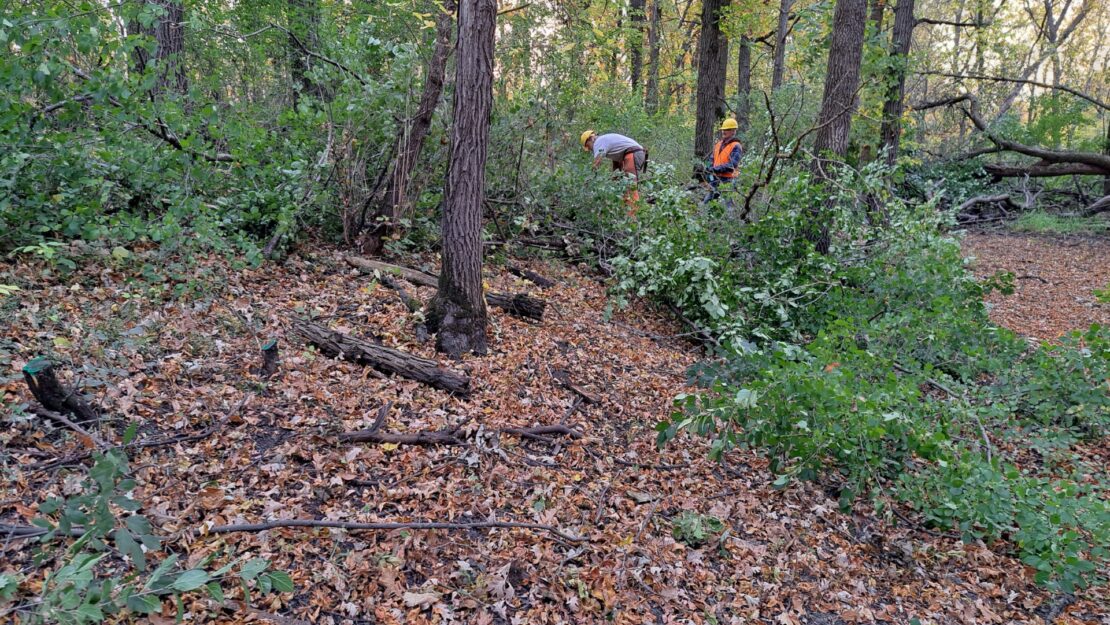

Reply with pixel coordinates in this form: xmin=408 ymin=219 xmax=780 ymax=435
xmin=671 ymin=512 xmax=725 ymax=547
xmin=1 ymin=446 xmax=292 ymax=622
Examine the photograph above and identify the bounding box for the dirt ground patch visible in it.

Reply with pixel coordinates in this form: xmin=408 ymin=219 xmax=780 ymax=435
xmin=962 ymin=232 xmax=1110 ymax=340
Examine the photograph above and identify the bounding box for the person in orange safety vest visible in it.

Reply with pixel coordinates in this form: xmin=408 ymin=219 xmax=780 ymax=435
xmin=702 ymin=118 xmax=743 ymax=211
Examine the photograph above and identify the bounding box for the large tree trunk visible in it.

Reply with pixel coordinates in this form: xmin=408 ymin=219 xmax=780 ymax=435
xmin=644 ymin=0 xmax=661 ymax=113
xmin=426 ymin=0 xmax=494 ymax=358
xmin=629 ymin=0 xmax=646 ymax=92
xmin=878 ymin=0 xmax=915 ymax=166
xmin=130 ymin=0 xmax=188 ymax=96
xmin=1104 ymin=119 xmax=1110 ymax=196
xmin=287 ymin=0 xmax=325 ymax=103
xmin=694 ymin=0 xmax=730 ymax=158
xmin=808 ymin=0 xmax=868 ymax=254
xmin=359 ymin=0 xmax=456 ymax=256
xmin=736 ymin=35 xmax=751 ymax=132
xmin=772 ymin=0 xmax=792 ymax=90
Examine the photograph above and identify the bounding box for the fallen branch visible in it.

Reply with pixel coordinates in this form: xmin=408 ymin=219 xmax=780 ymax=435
xmin=205 ymin=518 xmax=584 ymax=542
xmin=1082 ymin=195 xmax=1110 ymax=217
xmin=485 ymin=292 xmax=546 ymax=321
xmin=378 ymin=275 xmax=421 ymax=312
xmin=506 ymin=264 xmax=556 ymax=288
xmin=339 ymin=428 xmax=464 ymax=445
xmin=500 ymin=424 xmax=583 ymax=442
xmin=26 ymin=406 xmax=107 ymax=450
xmin=347 ymin=256 xmax=546 ymax=320
xmin=983 ymin=162 xmax=1107 ymax=179
xmin=955 ymin=194 xmax=1013 ymax=215
xmin=551 ymin=369 xmax=601 ymax=404
xmin=291 ymin=318 xmax=470 ymax=394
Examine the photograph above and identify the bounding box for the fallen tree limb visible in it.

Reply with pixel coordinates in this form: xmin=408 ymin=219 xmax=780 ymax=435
xmin=1082 ymin=195 xmax=1110 ymax=217
xmin=347 ymin=256 xmax=546 ymax=320
xmin=551 ymin=369 xmax=601 ymax=404
xmin=27 ymin=406 xmax=107 ymax=450
xmin=291 ymin=318 xmax=470 ymax=394
xmin=339 ymin=428 xmax=465 ymax=445
xmin=983 ymin=162 xmax=1107 ymax=178
xmin=506 ymin=264 xmax=556 ymax=288
xmin=958 ymin=99 xmax=1110 ymax=172
xmin=378 ymin=275 xmax=421 ymax=312
xmin=500 ymin=424 xmax=583 ymax=441
xmin=205 ymin=518 xmax=584 ymax=542
xmin=346 ymin=256 xmax=438 ymax=288
xmin=484 ymin=292 xmax=545 ymax=321
xmin=954 ymin=194 xmax=1014 ymax=215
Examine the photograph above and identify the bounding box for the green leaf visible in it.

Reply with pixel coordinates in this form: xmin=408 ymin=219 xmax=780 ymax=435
xmin=126 ymin=594 xmax=162 ymax=614
xmin=122 ymin=421 xmax=139 ymax=445
xmin=238 ymin=558 xmax=269 ymax=581
xmin=266 ymin=571 xmax=294 ymax=593
xmin=205 ymin=582 xmax=225 ymax=603
xmin=172 ymin=569 xmax=210 ymax=591
xmin=113 ymin=528 xmax=146 ymax=571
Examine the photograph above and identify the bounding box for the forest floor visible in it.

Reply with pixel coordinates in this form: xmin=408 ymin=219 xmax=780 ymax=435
xmin=962 ymin=231 xmax=1110 ymax=340
xmin=2 ymin=239 xmax=1108 ymax=624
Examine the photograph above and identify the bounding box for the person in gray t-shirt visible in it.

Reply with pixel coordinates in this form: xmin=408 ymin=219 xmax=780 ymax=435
xmin=579 ymin=130 xmax=647 ymax=213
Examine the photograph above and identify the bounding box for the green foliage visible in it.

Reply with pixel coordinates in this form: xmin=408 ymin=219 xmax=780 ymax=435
xmin=3 ymin=451 xmax=292 ymax=623
xmin=1012 ymin=211 xmax=1110 ymax=235
xmin=671 ymin=512 xmax=725 ymax=547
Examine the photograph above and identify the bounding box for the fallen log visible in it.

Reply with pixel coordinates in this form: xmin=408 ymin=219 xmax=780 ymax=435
xmin=1082 ymin=195 xmax=1110 ymax=217
xmin=347 ymin=256 xmax=546 ymax=320
xmin=954 ymin=194 xmax=1014 ymax=215
xmin=378 ymin=275 xmax=421 ymax=312
xmin=983 ymin=162 xmax=1106 ymax=179
xmin=291 ymin=319 xmax=470 ymax=394
xmin=346 ymin=256 xmax=438 ymax=287
xmin=485 ymin=292 xmax=545 ymax=321
xmin=22 ymin=358 xmax=100 ymax=426
xmin=506 ymin=264 xmax=556 ymax=288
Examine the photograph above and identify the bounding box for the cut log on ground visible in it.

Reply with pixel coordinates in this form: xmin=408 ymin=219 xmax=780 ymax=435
xmin=291 ymin=319 xmax=470 ymax=394
xmin=507 ymin=264 xmax=556 ymax=288
xmin=484 ymin=292 xmax=545 ymax=320
xmin=347 ymin=256 xmax=547 ymax=320
xmin=22 ymin=358 xmax=99 ymax=423
xmin=346 ymin=256 xmax=438 ymax=287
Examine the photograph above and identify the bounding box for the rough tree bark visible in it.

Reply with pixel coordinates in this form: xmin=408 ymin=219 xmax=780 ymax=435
xmin=879 ymin=0 xmax=915 ymax=166
xmin=426 ymin=0 xmax=495 ymax=358
xmin=694 ymin=0 xmax=731 ymax=158
xmin=130 ymin=0 xmax=188 ymax=96
xmin=808 ymin=0 xmax=868 ymax=254
xmin=629 ymin=0 xmax=646 ymax=92
xmin=772 ymin=0 xmax=792 ymax=90
xmin=359 ymin=0 xmax=456 ymax=256
xmin=644 ymin=0 xmax=661 ymax=113
xmin=736 ymin=35 xmax=751 ymax=132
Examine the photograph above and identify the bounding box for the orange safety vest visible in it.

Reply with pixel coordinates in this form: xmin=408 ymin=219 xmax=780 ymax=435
xmin=712 ymin=138 xmax=741 ymax=179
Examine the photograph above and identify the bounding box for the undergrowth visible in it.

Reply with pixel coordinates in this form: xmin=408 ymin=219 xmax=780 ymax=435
xmin=584 ymin=159 xmax=1110 ymax=592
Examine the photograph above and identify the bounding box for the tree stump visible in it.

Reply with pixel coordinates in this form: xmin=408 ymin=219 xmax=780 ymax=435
xmin=259 ymin=339 xmax=279 ymax=380
xmin=22 ymin=358 xmax=98 ymax=422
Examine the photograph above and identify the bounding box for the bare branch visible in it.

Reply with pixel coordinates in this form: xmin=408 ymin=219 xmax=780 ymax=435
xmin=917 ymin=71 xmax=1110 ymax=110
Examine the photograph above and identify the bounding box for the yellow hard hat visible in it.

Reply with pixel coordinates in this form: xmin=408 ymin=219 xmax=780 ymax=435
xmin=580 ymin=129 xmax=596 ymax=147
xmin=720 ymin=118 xmax=738 ymax=131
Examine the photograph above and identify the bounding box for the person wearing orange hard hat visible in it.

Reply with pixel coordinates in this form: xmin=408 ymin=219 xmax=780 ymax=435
xmin=580 ymin=130 xmax=648 ymax=215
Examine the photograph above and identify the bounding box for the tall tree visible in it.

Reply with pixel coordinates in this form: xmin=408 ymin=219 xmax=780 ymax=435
xmin=879 ymin=0 xmax=915 ymax=165
xmin=427 ymin=0 xmax=494 ymax=358
xmin=360 ymin=0 xmax=456 ymax=256
xmin=130 ymin=0 xmax=188 ymax=96
xmin=736 ymin=35 xmax=752 ymax=131
xmin=808 ymin=0 xmax=868 ymax=253
xmin=629 ymin=0 xmax=647 ymax=91
xmin=772 ymin=0 xmax=792 ymax=89
xmin=287 ymin=0 xmax=324 ymax=102
xmin=694 ymin=0 xmax=731 ymax=158
xmin=644 ymin=0 xmax=662 ymax=112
